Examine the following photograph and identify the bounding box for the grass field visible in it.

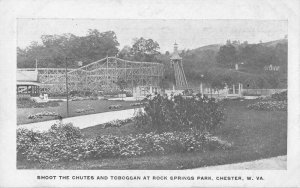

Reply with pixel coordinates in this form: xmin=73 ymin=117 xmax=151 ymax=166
xmin=17 ymin=99 xmax=287 ymax=169
xmin=17 ymin=99 xmax=138 ymax=125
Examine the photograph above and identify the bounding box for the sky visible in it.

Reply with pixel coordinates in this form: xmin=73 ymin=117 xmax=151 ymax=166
xmin=17 ymin=19 xmax=287 ymax=53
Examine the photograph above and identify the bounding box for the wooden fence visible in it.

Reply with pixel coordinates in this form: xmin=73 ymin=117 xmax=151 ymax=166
xmin=241 ymin=89 xmax=287 ymax=96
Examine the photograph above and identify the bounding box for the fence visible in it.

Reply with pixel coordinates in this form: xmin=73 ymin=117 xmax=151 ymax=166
xmin=241 ymin=89 xmax=287 ymax=96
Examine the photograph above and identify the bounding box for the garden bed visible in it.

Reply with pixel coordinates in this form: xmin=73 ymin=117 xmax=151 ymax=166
xmin=17 ymin=99 xmax=287 ymax=169
xmin=17 ymin=99 xmax=61 ymax=108
xmin=17 ymin=99 xmax=141 ymax=125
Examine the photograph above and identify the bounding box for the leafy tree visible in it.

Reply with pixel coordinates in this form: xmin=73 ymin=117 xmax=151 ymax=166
xmin=118 ymin=45 xmax=132 ymax=60
xmin=216 ymin=44 xmax=238 ymax=68
xmin=130 ymin=37 xmax=160 ymax=62
xmin=17 ymin=29 xmax=120 ymax=68
xmin=114 ymin=79 xmax=127 ymax=100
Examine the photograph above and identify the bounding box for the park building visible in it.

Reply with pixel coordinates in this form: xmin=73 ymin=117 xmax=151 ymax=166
xmin=17 ymin=69 xmax=40 ymax=96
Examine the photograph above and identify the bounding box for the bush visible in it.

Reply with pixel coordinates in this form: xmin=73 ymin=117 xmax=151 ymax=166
xmin=271 ymin=91 xmax=287 ymax=101
xmin=17 ymin=99 xmax=60 ymax=108
xmin=102 ymin=119 xmax=133 ymax=128
xmin=134 ymin=94 xmax=225 ymax=133
xmin=17 ymin=123 xmax=232 ymax=163
xmin=124 ymin=90 xmax=133 ymax=97
xmin=17 ymin=94 xmax=31 ymax=101
xmin=28 ymin=111 xmax=59 ymax=119
xmin=247 ymin=101 xmax=287 ymax=111
xmin=108 ymin=104 xmax=122 ymax=109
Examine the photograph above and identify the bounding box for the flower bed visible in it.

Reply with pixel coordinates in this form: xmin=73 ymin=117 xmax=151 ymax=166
xmin=28 ymin=111 xmax=59 ymax=119
xmin=271 ymin=91 xmax=287 ymax=101
xmin=108 ymin=104 xmax=122 ymax=109
xmin=247 ymin=101 xmax=287 ymax=111
xmin=75 ymin=106 xmax=95 ymax=113
xmin=102 ymin=118 xmax=133 ymax=128
xmin=70 ymin=96 xmax=98 ymax=101
xmin=17 ymin=123 xmax=232 ymax=163
xmin=17 ymin=99 xmax=60 ymax=108
xmin=130 ymin=102 xmax=146 ymax=107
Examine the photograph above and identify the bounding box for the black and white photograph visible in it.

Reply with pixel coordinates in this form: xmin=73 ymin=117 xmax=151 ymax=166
xmin=16 ymin=19 xmax=288 ymax=170
xmin=0 ymin=0 xmax=300 ymax=187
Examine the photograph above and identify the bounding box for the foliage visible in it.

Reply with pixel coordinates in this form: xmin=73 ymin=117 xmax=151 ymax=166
xmin=108 ymin=104 xmax=122 ymax=109
xmin=28 ymin=111 xmax=59 ymax=119
xmin=134 ymin=94 xmax=225 ymax=133
xmin=75 ymin=106 xmax=95 ymax=114
xmin=17 ymin=30 xmax=119 ymax=68
xmin=216 ymin=42 xmax=238 ymax=67
xmin=17 ymin=98 xmax=60 ymax=108
xmin=70 ymin=96 xmax=98 ymax=101
xmin=130 ymin=37 xmax=161 ymax=62
xmin=17 ymin=123 xmax=232 ymax=163
xmin=102 ymin=118 xmax=133 ymax=128
xmin=271 ymin=91 xmax=287 ymax=101
xmin=247 ymin=101 xmax=287 ymax=111
xmin=17 ymin=94 xmax=31 ymax=101
xmin=130 ymin=102 xmax=146 ymax=107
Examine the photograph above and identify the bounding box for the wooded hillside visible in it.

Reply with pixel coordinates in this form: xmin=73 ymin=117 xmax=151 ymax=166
xmin=17 ymin=30 xmax=287 ymax=89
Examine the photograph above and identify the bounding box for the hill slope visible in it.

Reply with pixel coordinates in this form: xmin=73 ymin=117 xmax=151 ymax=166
xmin=180 ymin=39 xmax=287 ymax=89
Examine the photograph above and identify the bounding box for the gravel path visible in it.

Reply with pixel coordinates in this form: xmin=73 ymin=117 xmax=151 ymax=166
xmin=191 ymin=156 xmax=287 ymax=170
xmin=17 ymin=108 xmax=142 ymax=132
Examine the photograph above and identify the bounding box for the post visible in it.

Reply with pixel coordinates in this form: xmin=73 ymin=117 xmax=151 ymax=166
xmin=200 ymin=82 xmax=203 ymax=98
xmin=241 ymin=83 xmax=243 ymax=96
xmin=65 ymin=57 xmax=69 ymax=117
xmin=233 ymin=84 xmax=235 ymax=95
xmin=35 ymin=59 xmax=38 ymax=70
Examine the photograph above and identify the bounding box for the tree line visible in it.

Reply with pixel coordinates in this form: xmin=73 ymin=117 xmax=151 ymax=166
xmin=17 ymin=29 xmax=162 ymax=68
xmin=17 ymin=29 xmax=287 ymax=89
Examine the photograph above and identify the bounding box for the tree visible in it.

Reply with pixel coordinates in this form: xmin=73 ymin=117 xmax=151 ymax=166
xmin=118 ymin=45 xmax=132 ymax=60
xmin=115 ymin=79 xmax=127 ymax=100
xmin=17 ymin=29 xmax=120 ymax=68
xmin=130 ymin=37 xmax=160 ymax=62
xmin=216 ymin=43 xmax=238 ymax=68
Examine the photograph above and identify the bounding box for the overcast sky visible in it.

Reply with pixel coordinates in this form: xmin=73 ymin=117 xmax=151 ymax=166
xmin=17 ymin=19 xmax=287 ymax=53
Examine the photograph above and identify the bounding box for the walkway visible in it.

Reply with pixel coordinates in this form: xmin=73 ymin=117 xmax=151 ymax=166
xmin=18 ymin=108 xmax=142 ymax=132
xmin=190 ymin=156 xmax=286 ymax=170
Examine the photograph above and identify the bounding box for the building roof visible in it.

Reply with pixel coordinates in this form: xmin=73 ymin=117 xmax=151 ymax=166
xmin=16 ymin=81 xmax=40 ymax=86
xmin=17 ymin=70 xmax=38 ymax=82
xmin=170 ymin=43 xmax=182 ymax=60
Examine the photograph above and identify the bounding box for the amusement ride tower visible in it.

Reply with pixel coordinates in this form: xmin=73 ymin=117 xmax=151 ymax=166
xmin=170 ymin=42 xmax=188 ymax=89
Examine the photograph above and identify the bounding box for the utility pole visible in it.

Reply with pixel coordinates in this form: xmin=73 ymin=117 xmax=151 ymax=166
xmin=65 ymin=57 xmax=69 ymax=117
xmin=35 ymin=59 xmax=38 ymax=70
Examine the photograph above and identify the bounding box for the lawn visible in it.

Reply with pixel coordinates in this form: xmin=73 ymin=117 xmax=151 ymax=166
xmin=17 ymin=99 xmax=287 ymax=169
xmin=17 ymin=99 xmax=139 ymax=125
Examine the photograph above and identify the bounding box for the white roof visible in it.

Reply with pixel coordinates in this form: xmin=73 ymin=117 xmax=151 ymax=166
xmin=16 ymin=81 xmax=40 ymax=86
xmin=17 ymin=70 xmax=38 ymax=82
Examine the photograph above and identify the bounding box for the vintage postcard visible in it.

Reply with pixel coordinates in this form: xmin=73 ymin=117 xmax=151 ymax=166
xmin=0 ymin=0 xmax=299 ymax=187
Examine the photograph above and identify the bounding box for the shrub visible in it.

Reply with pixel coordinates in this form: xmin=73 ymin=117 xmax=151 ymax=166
xmin=130 ymin=102 xmax=146 ymax=107
xmin=108 ymin=104 xmax=122 ymax=109
xmin=247 ymin=101 xmax=287 ymax=111
xmin=124 ymin=90 xmax=133 ymax=97
xmin=28 ymin=111 xmax=59 ymax=119
xmin=271 ymin=91 xmax=287 ymax=101
xmin=17 ymin=99 xmax=60 ymax=108
xmin=17 ymin=123 xmax=232 ymax=163
xmin=134 ymin=94 xmax=225 ymax=133
xmin=17 ymin=94 xmax=31 ymax=101
xmin=102 ymin=118 xmax=133 ymax=128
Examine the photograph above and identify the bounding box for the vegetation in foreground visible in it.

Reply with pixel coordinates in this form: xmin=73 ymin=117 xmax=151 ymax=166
xmin=17 ymin=99 xmax=139 ymax=125
xmin=17 ymin=95 xmax=287 ymax=169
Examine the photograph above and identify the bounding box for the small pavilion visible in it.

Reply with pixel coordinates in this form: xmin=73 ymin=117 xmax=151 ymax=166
xmin=17 ymin=70 xmax=40 ymax=96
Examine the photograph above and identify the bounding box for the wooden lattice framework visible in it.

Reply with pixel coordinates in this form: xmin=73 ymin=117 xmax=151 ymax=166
xmin=18 ymin=57 xmax=164 ymax=94
xmin=170 ymin=43 xmax=188 ymax=89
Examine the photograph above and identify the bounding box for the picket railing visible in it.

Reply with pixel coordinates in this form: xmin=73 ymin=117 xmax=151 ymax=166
xmin=241 ymin=89 xmax=286 ymax=96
